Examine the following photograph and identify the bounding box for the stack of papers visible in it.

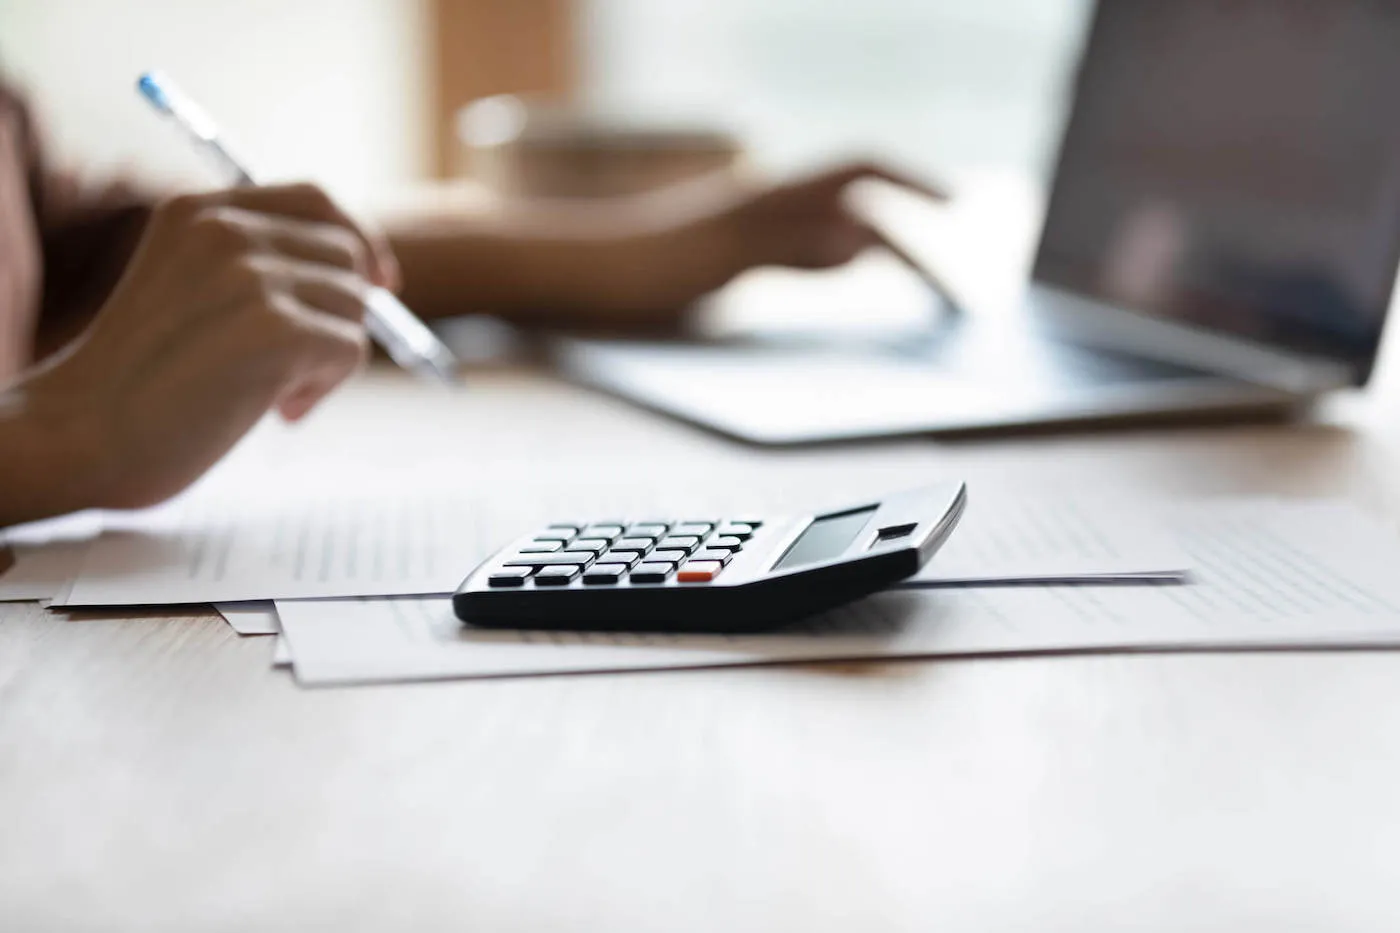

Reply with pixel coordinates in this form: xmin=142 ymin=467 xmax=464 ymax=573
xmin=266 ymin=500 xmax=1400 ymax=686
xmin=7 ymin=477 xmax=1400 ymax=689
xmin=47 ymin=490 xmax=1188 ymax=610
xmin=202 ymin=491 xmax=1185 ymax=647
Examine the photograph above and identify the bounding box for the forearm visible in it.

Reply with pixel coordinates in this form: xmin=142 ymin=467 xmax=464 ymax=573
xmin=386 ymin=191 xmax=741 ymax=327
xmin=390 ymin=212 xmax=656 ymax=321
xmin=35 ymin=194 xmax=154 ymax=361
xmin=0 ymin=377 xmax=100 ymax=528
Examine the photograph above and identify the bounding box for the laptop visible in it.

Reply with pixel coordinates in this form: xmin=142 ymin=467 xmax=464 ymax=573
xmin=554 ymin=0 xmax=1400 ymax=445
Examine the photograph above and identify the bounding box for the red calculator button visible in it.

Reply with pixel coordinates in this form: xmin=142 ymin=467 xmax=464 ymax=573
xmin=677 ymin=561 xmax=725 ymax=583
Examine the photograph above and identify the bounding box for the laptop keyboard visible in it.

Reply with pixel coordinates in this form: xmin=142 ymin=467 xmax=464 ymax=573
xmin=887 ymin=330 xmax=1217 ymax=388
xmin=1037 ymin=343 xmax=1215 ymax=385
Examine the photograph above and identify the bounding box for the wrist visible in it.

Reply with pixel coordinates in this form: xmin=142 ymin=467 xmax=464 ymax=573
xmin=619 ymin=208 xmax=746 ymax=314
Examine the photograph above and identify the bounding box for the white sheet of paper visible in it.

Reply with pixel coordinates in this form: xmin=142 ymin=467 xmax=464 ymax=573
xmin=905 ymin=495 xmax=1187 ymax=585
xmin=0 ymin=512 xmax=103 ymax=602
xmin=216 ymin=602 xmax=280 ymax=636
xmin=50 ymin=482 xmax=1188 ymax=608
xmin=53 ymin=491 xmax=548 ymax=607
xmin=273 ymin=500 xmax=1400 ymax=687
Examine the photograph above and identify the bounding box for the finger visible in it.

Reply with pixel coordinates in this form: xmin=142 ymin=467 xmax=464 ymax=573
xmin=817 ymin=219 xmax=882 ymax=267
xmin=273 ymin=299 xmax=369 ymax=422
xmin=766 ymin=216 xmax=881 ymax=269
xmin=237 ymin=253 xmax=372 ymax=323
xmin=200 ymin=183 xmax=400 ymax=290
xmin=796 ymin=160 xmax=950 ymax=203
xmin=277 ymin=366 xmax=351 ymax=422
xmin=290 ymin=268 xmax=372 ymax=323
xmin=277 ymin=383 xmax=322 ymax=423
xmin=267 ymin=218 xmax=370 ymax=276
xmin=277 ymin=366 xmax=348 ymax=422
xmin=209 ymin=209 xmax=373 ymax=278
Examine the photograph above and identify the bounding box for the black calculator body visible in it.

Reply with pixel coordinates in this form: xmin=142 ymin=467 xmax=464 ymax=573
xmin=453 ymin=483 xmax=967 ymax=634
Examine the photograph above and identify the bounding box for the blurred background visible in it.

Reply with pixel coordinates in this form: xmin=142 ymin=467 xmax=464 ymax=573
xmin=0 ymin=0 xmax=1091 ymax=205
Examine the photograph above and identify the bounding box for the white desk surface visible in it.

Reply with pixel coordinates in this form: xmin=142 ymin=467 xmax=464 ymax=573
xmin=5 ymin=362 xmax=1400 ymax=932
xmin=9 ymin=176 xmax=1400 ymax=929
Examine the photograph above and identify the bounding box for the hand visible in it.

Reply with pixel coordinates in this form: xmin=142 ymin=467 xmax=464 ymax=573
xmin=640 ymin=160 xmax=949 ymax=313
xmin=18 ymin=183 xmax=397 ymax=510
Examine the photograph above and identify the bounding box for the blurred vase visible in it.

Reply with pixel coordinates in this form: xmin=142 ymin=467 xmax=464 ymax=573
xmin=456 ymin=95 xmax=744 ymax=199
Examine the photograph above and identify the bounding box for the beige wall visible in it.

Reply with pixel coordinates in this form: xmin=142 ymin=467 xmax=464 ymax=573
xmin=0 ymin=0 xmax=1091 ymax=203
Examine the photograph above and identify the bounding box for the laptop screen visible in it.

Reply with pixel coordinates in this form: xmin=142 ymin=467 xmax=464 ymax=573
xmin=1033 ymin=0 xmax=1400 ymax=371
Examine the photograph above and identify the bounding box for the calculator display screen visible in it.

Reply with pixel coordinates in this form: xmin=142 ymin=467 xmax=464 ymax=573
xmin=773 ymin=507 xmax=877 ymax=570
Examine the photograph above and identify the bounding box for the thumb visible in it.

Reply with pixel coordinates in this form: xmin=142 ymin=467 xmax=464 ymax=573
xmin=765 ymin=212 xmax=881 ymax=270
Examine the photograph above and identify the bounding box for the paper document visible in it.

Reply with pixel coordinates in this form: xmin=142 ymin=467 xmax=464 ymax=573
xmin=907 ymin=495 xmax=1186 ymax=585
xmin=54 ymin=491 xmax=549 ymax=607
xmin=274 ymin=500 xmax=1400 ymax=687
xmin=0 ymin=512 xmax=103 ymax=602
xmin=216 ymin=602 xmax=280 ymax=636
xmin=52 ymin=483 xmax=1187 ymax=607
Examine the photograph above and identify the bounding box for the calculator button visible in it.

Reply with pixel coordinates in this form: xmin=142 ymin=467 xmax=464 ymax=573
xmin=532 ymin=566 xmax=581 ymax=586
xmin=582 ymin=564 xmax=628 ymax=585
xmin=629 ymin=562 xmax=676 ymax=584
xmin=716 ymin=523 xmax=756 ymax=539
xmin=626 ymin=523 xmax=669 ymax=538
xmin=532 ymin=531 xmax=574 ymax=543
xmin=582 ymin=525 xmax=625 ymax=540
xmin=488 ymin=568 xmax=534 ymax=587
xmin=671 ymin=523 xmax=713 ymax=537
xmin=564 ymin=538 xmax=611 ymax=553
xmin=692 ymin=548 xmax=734 ymax=565
xmin=503 ymin=553 xmax=594 ymax=567
xmin=546 ymin=523 xmax=582 ymax=534
xmin=611 ymin=537 xmax=657 ymax=553
xmin=518 ymin=541 xmax=564 ymax=554
xmin=649 ymin=549 xmax=690 ymax=565
xmin=677 ymin=561 xmax=725 ymax=583
xmin=600 ymin=551 xmax=641 ymax=568
xmin=729 ymin=519 xmax=763 ymax=528
xmin=706 ymin=536 xmax=744 ymax=552
xmin=657 ymin=536 xmax=701 ymax=552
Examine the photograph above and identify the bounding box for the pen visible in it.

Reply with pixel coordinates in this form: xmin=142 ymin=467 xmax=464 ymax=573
xmin=136 ymin=70 xmax=461 ymax=384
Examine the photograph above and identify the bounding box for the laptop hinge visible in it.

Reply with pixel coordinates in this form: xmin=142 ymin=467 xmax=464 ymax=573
xmin=1026 ymin=284 xmax=1358 ymax=394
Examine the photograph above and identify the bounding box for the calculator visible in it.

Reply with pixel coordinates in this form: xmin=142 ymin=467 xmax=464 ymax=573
xmin=453 ymin=483 xmax=968 ymax=634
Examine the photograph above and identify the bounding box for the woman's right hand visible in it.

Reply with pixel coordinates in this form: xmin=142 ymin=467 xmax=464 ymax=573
xmin=18 ymin=182 xmax=398 ymax=511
